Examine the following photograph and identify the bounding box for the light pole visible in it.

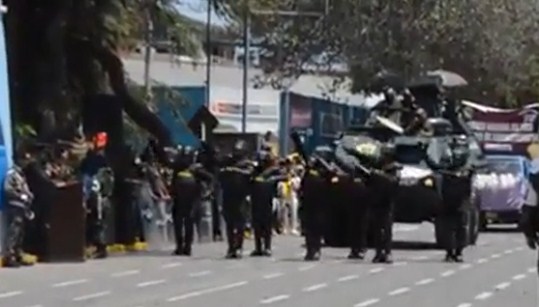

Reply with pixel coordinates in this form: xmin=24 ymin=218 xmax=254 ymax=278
xmin=248 ymin=3 xmax=329 ymax=154
xmin=241 ymin=4 xmax=250 ymax=133
xmin=143 ymin=0 xmax=154 ymax=104
xmin=202 ymin=0 xmax=213 ymax=141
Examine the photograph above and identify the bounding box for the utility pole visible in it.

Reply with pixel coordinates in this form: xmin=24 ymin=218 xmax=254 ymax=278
xmin=202 ymin=0 xmax=213 ymax=141
xmin=143 ymin=0 xmax=154 ymax=104
xmin=249 ymin=2 xmax=329 ymax=155
xmin=241 ymin=2 xmax=250 ymax=133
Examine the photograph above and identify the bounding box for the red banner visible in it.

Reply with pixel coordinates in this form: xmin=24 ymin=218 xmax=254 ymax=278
xmin=468 ymin=107 xmax=539 ymax=154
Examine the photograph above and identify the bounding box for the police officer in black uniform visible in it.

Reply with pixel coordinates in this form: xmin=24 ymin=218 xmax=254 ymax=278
xmin=401 ymin=88 xmax=428 ymax=135
xmin=369 ymin=147 xmax=400 ymax=264
xmin=433 ymin=135 xmax=473 ymax=262
xmin=171 ymin=146 xmax=213 ymax=256
xmin=219 ymin=140 xmax=255 ymax=259
xmin=301 ymin=150 xmax=334 ymax=261
xmin=3 ymin=152 xmax=35 ymax=267
xmin=250 ymin=151 xmax=286 ymax=257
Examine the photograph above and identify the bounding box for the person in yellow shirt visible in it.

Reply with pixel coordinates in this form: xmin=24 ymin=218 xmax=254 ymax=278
xmin=277 ymin=159 xmax=301 ymax=235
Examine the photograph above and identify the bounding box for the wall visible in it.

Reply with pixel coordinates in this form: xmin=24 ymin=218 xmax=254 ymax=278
xmin=279 ymin=92 xmax=367 ymax=155
xmin=208 ymin=86 xmax=280 ymax=134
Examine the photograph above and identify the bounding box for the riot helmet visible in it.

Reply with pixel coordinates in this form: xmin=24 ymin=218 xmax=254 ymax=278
xmin=232 ymin=140 xmax=248 ymax=159
xmin=450 ymin=135 xmax=469 ymax=168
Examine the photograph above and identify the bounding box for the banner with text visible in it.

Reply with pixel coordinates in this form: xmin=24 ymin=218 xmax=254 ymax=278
xmin=468 ymin=107 xmax=539 ymax=154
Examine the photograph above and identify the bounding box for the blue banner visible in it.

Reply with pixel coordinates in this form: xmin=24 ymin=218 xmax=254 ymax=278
xmin=0 ymin=14 xmax=12 ymax=211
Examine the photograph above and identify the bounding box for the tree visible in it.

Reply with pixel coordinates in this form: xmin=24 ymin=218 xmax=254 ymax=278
xmin=3 ymin=0 xmax=219 ymax=243
xmin=216 ymin=0 xmax=539 ymax=105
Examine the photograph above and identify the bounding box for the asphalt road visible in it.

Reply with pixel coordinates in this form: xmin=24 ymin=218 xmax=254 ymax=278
xmin=0 ymin=223 xmax=536 ymax=307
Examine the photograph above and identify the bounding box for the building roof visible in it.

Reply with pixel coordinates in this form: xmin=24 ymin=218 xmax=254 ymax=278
xmin=123 ymin=56 xmax=369 ymax=105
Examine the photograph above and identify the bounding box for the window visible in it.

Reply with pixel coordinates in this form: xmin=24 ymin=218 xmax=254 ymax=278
xmin=319 ymin=113 xmax=343 ymax=137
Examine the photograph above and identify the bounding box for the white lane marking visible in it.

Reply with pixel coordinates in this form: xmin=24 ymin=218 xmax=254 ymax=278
xmin=25 ymin=305 xmax=43 ymax=307
xmin=226 ymin=263 xmax=244 ymax=270
xmin=161 ymin=262 xmax=182 ymax=269
xmin=260 ymin=295 xmax=290 ymax=304
xmin=474 ymin=292 xmax=493 ymax=300
xmin=441 ymin=270 xmax=455 ymax=277
xmin=298 ymin=264 xmax=315 ymax=271
xmin=189 ymin=271 xmax=212 ymax=277
xmin=494 ymin=282 xmax=511 ymax=290
xmin=73 ymin=291 xmax=111 ymax=301
xmin=137 ymin=279 xmax=166 ymax=288
xmin=393 ymin=261 xmax=407 ymax=267
xmin=528 ymin=267 xmax=536 ymax=274
xmin=263 ymin=273 xmax=284 ymax=279
xmin=504 ymin=249 xmax=514 ymax=255
xmin=111 ymin=270 xmax=139 ymax=277
xmin=491 ymin=254 xmax=501 ymax=259
xmin=167 ymin=281 xmax=248 ymax=302
xmin=515 ymin=246 xmax=524 ymax=251
xmin=338 ymin=275 xmax=359 ymax=282
xmin=415 ymin=278 xmax=434 ymax=286
xmin=355 ymin=298 xmax=380 ymax=307
xmin=459 ymin=264 xmax=472 ymax=270
xmin=0 ymin=291 xmax=23 ymax=299
xmin=388 ymin=287 xmax=410 ymax=296
xmin=369 ymin=267 xmax=384 ymax=274
xmin=512 ymin=274 xmax=526 ymax=281
xmin=303 ymin=283 xmax=327 ymax=292
xmin=410 ymin=255 xmax=429 ymax=261
xmin=456 ymin=303 xmax=472 ymax=307
xmin=52 ymin=279 xmax=89 ymax=288
xmin=477 ymin=258 xmax=488 ymax=264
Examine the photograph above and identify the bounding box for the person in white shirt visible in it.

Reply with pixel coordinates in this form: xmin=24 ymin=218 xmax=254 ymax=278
xmin=277 ymin=161 xmax=301 ymax=235
xmin=522 ymin=145 xmax=539 ymax=275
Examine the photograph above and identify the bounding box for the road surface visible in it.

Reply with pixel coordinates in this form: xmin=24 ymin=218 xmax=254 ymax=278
xmin=0 ymin=223 xmax=536 ymax=307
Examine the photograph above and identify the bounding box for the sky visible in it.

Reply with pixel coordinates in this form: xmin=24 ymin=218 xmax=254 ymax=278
xmin=177 ymin=0 xmax=230 ymax=27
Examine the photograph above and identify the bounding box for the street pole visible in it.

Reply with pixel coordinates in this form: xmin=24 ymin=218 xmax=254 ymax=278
xmin=143 ymin=1 xmax=153 ymax=103
xmin=241 ymin=5 xmax=250 ymax=133
xmin=202 ymin=0 xmax=212 ymax=141
xmin=205 ymin=0 xmax=212 ymax=108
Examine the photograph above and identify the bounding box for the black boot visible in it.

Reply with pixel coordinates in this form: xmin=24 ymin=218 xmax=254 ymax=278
xmin=453 ymin=250 xmax=463 ymax=263
xmin=95 ymin=245 xmax=108 ymax=259
xmin=372 ymin=252 xmax=384 ymax=263
xmin=262 ymin=249 xmax=272 ymax=257
xmin=348 ymin=249 xmax=364 ymax=260
xmin=3 ymin=256 xmax=20 ymax=268
xmin=444 ymin=251 xmax=455 ymax=262
xmin=251 ymin=249 xmax=263 ymax=257
xmin=183 ymin=246 xmax=192 ymax=256
xmin=382 ymin=253 xmax=393 ymax=264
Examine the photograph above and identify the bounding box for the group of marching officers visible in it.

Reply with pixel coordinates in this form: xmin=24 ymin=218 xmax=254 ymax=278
xmin=167 ymin=137 xmax=404 ymax=264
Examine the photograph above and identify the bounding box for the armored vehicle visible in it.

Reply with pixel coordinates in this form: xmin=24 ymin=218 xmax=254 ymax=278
xmin=392 ymin=78 xmax=485 ymax=246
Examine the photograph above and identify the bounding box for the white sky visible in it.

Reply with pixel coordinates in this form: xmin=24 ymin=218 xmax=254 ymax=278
xmin=178 ymin=0 xmax=229 ymax=27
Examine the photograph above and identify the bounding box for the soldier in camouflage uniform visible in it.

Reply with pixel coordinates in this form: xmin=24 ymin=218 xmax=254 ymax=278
xmin=3 ymin=151 xmax=35 ymax=267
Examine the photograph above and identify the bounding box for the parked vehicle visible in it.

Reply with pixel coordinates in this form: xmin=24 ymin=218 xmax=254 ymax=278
xmin=475 ymin=155 xmax=529 ymax=229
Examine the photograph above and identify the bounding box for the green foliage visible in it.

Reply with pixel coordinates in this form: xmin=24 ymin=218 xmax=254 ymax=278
xmin=216 ymin=0 xmax=539 ymax=105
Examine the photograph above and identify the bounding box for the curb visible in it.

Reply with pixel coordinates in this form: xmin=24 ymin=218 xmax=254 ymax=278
xmin=1 ymin=242 xmax=149 ymax=267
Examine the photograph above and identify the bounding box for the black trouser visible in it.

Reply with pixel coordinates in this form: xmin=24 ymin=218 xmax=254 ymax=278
xmin=5 ymin=206 xmax=26 ymax=261
xmin=212 ymin=187 xmax=222 ymax=238
xmin=252 ymin=206 xmax=273 ymax=251
xmin=348 ymin=181 xmax=369 ymax=254
xmin=371 ymin=203 xmax=393 ymax=256
xmin=303 ymin=208 xmax=324 ymax=254
xmin=86 ymin=196 xmax=107 ymax=253
xmin=441 ymin=210 xmax=467 ymax=255
xmin=172 ymin=202 xmax=195 ymax=251
xmin=223 ymin=200 xmax=245 ymax=252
